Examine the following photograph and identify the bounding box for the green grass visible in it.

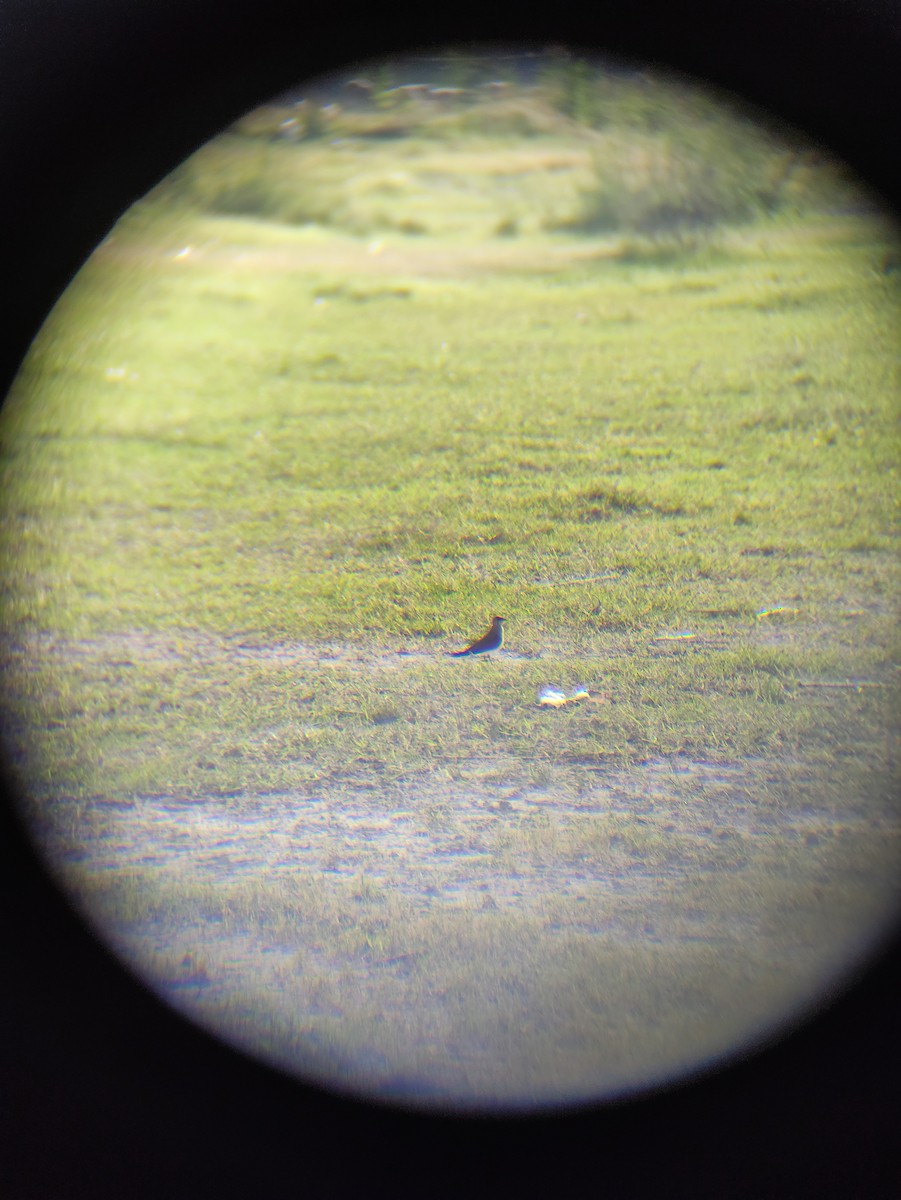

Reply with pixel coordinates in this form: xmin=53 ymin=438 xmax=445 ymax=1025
xmin=0 ymin=103 xmax=898 ymax=1108
xmin=1 ymin=207 xmax=898 ymax=785
xmin=3 ymin=217 xmax=898 ymax=630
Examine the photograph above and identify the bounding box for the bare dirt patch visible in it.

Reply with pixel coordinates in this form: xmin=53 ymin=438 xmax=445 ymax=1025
xmin=97 ymin=226 xmax=622 ymax=282
xmin=6 ymin=628 xmax=900 ymax=1110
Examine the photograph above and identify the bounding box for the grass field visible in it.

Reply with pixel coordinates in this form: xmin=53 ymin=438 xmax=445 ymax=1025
xmin=1 ymin=80 xmax=899 ymax=1108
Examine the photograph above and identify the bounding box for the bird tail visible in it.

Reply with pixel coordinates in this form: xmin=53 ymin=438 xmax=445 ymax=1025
xmin=449 ymin=648 xmax=471 ymax=657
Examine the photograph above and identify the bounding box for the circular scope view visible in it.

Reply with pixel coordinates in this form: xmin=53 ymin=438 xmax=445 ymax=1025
xmin=1 ymin=49 xmax=899 ymax=1111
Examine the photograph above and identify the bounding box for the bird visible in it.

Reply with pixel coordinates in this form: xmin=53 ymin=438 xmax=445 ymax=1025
xmin=450 ymin=615 xmax=505 ymax=657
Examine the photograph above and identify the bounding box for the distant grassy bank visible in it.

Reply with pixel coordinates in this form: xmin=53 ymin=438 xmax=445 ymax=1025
xmin=164 ymin=71 xmax=860 ymax=239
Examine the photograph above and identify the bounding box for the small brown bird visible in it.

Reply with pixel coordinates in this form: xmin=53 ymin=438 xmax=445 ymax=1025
xmin=450 ymin=615 xmax=506 ymax=657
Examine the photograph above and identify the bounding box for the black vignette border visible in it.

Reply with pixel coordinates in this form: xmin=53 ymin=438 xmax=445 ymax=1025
xmin=1 ymin=1 xmax=900 ymax=1196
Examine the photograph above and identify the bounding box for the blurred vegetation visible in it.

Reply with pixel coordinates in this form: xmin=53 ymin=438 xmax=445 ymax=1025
xmin=155 ymin=53 xmax=870 ymax=241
